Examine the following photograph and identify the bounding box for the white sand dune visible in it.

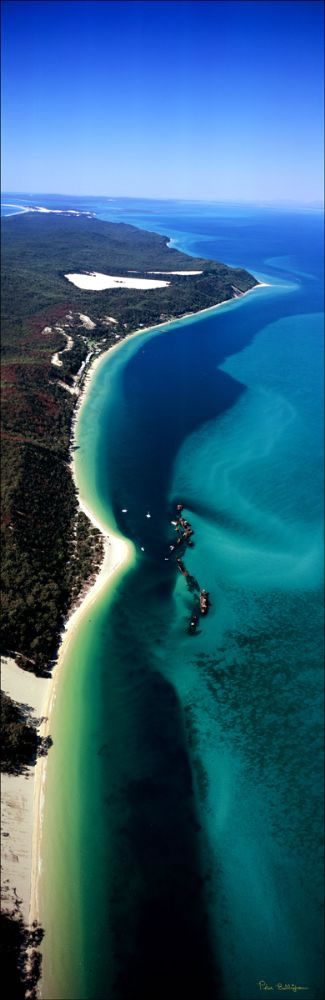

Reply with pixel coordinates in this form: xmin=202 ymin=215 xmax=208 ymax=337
xmin=51 ymin=353 xmax=62 ymax=368
xmin=79 ymin=314 xmax=96 ymax=330
xmin=57 ymin=380 xmax=80 ymax=396
xmin=65 ymin=272 xmax=170 ymax=291
xmin=1 ymin=658 xmax=50 ymax=720
xmin=51 ymin=331 xmax=74 ymax=367
xmin=62 ymin=334 xmax=73 ymax=352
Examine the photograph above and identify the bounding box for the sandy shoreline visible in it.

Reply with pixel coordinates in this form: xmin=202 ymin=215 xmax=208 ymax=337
xmin=29 ymin=488 xmax=135 ymax=932
xmin=1 ymin=276 xmax=270 ymax=936
xmin=1 ymin=658 xmax=51 ymax=921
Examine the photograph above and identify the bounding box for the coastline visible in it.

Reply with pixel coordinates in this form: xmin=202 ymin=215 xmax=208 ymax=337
xmin=71 ymin=279 xmax=271 ymax=415
xmin=2 ymin=276 xmax=270 ymax=939
xmin=29 ymin=489 xmax=135 ymax=931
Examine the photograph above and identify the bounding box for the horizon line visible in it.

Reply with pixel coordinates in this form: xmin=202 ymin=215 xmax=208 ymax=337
xmin=1 ymin=190 xmax=324 ymax=209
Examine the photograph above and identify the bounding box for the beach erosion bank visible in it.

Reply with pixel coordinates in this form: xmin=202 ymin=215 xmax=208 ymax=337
xmin=1 ymin=278 xmax=269 ymax=957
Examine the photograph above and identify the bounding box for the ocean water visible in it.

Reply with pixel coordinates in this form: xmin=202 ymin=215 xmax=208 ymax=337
xmin=3 ymin=196 xmax=323 ymax=999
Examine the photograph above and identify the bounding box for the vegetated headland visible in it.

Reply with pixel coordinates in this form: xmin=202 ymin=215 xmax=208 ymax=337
xmin=0 ymin=211 xmax=259 ymax=995
xmin=1 ymin=212 xmax=258 ymax=679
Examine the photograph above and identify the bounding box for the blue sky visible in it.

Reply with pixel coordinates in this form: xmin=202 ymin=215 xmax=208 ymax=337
xmin=1 ymin=0 xmax=324 ymax=202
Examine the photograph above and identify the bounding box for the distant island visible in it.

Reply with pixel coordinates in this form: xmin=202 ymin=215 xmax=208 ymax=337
xmin=1 ymin=212 xmax=258 ymax=681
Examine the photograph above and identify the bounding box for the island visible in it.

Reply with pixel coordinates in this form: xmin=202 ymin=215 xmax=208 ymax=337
xmin=1 ymin=211 xmax=259 ymax=995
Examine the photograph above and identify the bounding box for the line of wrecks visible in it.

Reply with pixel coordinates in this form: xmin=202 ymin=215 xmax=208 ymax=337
xmin=169 ymin=503 xmax=210 ymax=636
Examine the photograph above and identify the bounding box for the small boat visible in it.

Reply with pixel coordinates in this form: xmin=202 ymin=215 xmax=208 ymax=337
xmin=121 ymin=508 xmax=128 ymax=513
xmin=199 ymin=589 xmax=209 ymax=615
xmin=188 ymin=613 xmax=199 ymax=635
xmin=146 ymin=512 xmax=151 ymax=519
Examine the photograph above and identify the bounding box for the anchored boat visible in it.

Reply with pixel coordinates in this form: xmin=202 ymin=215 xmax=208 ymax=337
xmin=199 ymin=589 xmax=209 ymax=615
xmin=188 ymin=613 xmax=199 ymax=635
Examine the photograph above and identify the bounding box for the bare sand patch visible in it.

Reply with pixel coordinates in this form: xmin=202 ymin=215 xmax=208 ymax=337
xmin=79 ymin=314 xmax=96 ymax=330
xmin=51 ymin=353 xmax=62 ymax=368
xmin=65 ymin=272 xmax=170 ymax=291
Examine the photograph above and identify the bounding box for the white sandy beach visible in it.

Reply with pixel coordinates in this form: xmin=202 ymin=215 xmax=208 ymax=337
xmin=1 ymin=658 xmax=51 ymax=921
xmin=2 ymin=276 xmax=270 ymax=932
xmin=2 ymin=430 xmax=134 ymax=932
xmin=29 ymin=465 xmax=135 ymax=929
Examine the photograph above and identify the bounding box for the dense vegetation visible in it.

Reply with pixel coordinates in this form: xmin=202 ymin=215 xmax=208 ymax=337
xmin=1 ymin=213 xmax=257 ymax=676
xmin=0 ymin=690 xmax=52 ymax=774
xmin=0 ymin=898 xmax=44 ymax=1000
xmin=2 ymin=213 xmax=256 ymax=330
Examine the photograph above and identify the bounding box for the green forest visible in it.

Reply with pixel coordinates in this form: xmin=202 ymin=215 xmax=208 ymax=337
xmin=0 ymin=897 xmax=44 ymax=1000
xmin=1 ymin=690 xmax=52 ymax=774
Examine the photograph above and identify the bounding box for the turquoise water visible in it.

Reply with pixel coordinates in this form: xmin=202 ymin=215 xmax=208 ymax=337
xmin=14 ymin=197 xmax=323 ymax=999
